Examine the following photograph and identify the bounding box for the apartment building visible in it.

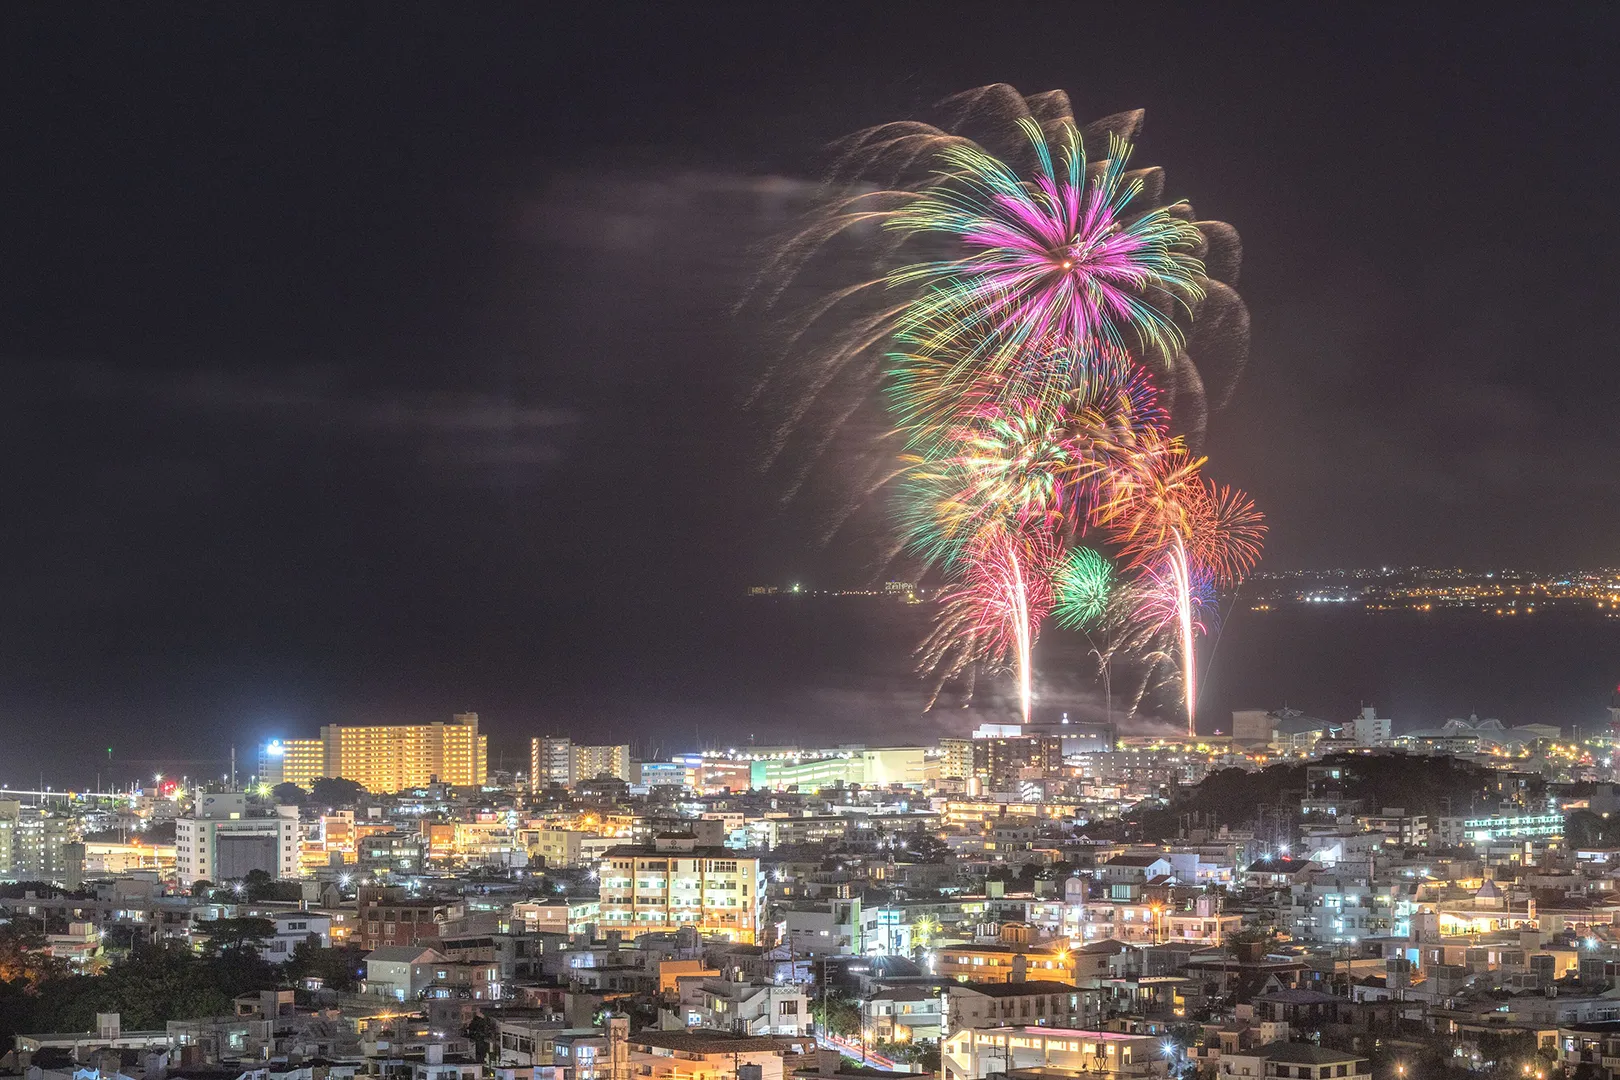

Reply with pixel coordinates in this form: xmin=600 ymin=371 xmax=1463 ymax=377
xmin=597 ymin=835 xmax=765 ymax=943
xmin=357 ymin=885 xmax=458 ymax=951
xmin=943 ymin=980 xmax=1087 ymax=1031
xmin=259 ymin=738 xmax=324 ymax=789
xmin=261 ymin=713 xmax=488 ymax=793
xmin=529 ymin=736 xmax=573 ymax=790
xmin=0 ymin=803 xmax=79 ymax=882
xmin=934 ymin=923 xmax=1074 ymax=984
xmin=324 ymin=713 xmax=487 ymax=792
xmin=529 ymin=737 xmax=631 ymax=790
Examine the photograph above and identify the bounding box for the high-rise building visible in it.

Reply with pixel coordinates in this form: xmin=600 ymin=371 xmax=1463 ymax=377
xmin=323 ymin=712 xmax=487 ymax=792
xmin=939 ymin=738 xmax=973 ymax=781
xmin=972 ymin=736 xmax=1062 ymax=791
xmin=0 ymin=802 xmax=79 ymax=882
xmin=259 ymin=737 xmax=324 ymax=789
xmin=530 ymin=736 xmax=573 ymax=792
xmin=597 ymin=834 xmax=764 ymax=943
xmin=527 ymin=737 xmax=630 ymax=790
xmin=1351 ymin=705 xmax=1393 ymax=746
xmin=572 ymin=743 xmax=631 ymax=785
xmin=260 ymin=714 xmax=488 ymax=794
xmin=175 ymin=793 xmax=299 ymax=886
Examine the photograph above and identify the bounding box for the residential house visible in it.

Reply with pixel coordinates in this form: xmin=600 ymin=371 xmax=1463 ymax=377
xmin=686 ymin=980 xmax=809 ymax=1036
xmin=941 ymin=1026 xmax=1166 ymax=1080
xmin=942 ymin=980 xmax=1086 ymax=1031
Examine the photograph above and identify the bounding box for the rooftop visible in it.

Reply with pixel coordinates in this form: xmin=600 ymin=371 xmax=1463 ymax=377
xmin=365 ymin=946 xmax=444 ymax=964
xmin=1255 ymin=1042 xmax=1366 ymax=1065
xmin=970 ymin=1027 xmax=1148 ymax=1041
xmin=630 ymin=1029 xmax=811 ymax=1055
xmin=1255 ymin=990 xmax=1348 ymax=1005
xmin=602 ymin=844 xmax=745 ymax=859
xmin=951 ymin=980 xmax=1080 ymax=998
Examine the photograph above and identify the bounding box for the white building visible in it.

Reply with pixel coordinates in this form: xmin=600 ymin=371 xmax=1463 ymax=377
xmin=258 ymin=911 xmax=332 ymax=962
xmin=942 ymin=981 xmax=1085 ymax=1031
xmin=1220 ymin=1041 xmax=1371 ymax=1080
xmin=597 ymin=836 xmax=766 ymax=943
xmin=1281 ymin=872 xmax=1412 ymax=942
xmin=174 ymin=795 xmax=298 ymax=886
xmin=364 ymin=946 xmax=446 ymax=1001
xmin=686 ymin=979 xmax=809 ymax=1035
xmin=942 ymin=1026 xmax=1166 ymax=1080
xmin=1350 ymin=706 xmax=1392 ymax=746
xmin=529 ymin=736 xmax=573 ymax=791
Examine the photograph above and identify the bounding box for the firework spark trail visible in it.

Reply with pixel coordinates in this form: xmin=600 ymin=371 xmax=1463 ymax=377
xmin=1007 ymin=540 xmax=1035 ymax=726
xmin=1167 ymin=531 xmax=1197 ymax=736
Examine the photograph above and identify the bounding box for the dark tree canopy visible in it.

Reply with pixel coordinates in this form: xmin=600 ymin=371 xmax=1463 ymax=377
xmin=309 ymin=777 xmax=367 ymax=807
xmin=1131 ymin=754 xmax=1509 ymax=841
xmin=271 ymin=782 xmax=306 ymax=805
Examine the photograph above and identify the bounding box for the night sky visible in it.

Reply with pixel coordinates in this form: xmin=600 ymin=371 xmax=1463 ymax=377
xmin=2 ymin=7 xmax=1618 ymax=782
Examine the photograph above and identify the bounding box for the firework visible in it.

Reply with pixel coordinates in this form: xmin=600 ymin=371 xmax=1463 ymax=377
xmin=1094 ymin=448 xmax=1264 ymax=732
xmin=1188 ymin=481 xmax=1266 ymax=587
xmin=887 ymin=118 xmax=1207 ymax=378
xmin=917 ymin=522 xmax=1058 ymax=723
xmin=1053 ymin=547 xmax=1116 ymax=631
xmin=757 ymin=86 xmax=1264 ymax=728
xmin=752 ymin=85 xmax=1250 ymax=474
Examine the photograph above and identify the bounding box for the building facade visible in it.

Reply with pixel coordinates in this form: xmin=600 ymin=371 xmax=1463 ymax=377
xmin=356 ymin=885 xmax=456 ymax=951
xmin=573 ymin=744 xmax=631 ymax=785
xmin=175 ymin=794 xmax=299 ymax=886
xmin=530 ymin=736 xmax=573 ymax=791
xmin=528 ymin=738 xmax=631 ymax=791
xmin=972 ymin=737 xmax=1062 ymax=791
xmin=261 ymin=714 xmax=487 ymax=793
xmin=598 ymin=836 xmax=765 ymax=943
xmin=941 ymin=1026 xmax=1165 ymax=1080
xmin=0 ymin=803 xmax=79 ymax=882
xmin=258 ymin=738 xmax=324 ymax=789
xmin=323 ymin=713 xmax=487 ymax=792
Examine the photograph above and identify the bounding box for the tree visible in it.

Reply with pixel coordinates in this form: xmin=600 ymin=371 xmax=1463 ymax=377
xmin=191 ymin=879 xmax=214 ymax=898
xmin=271 ymin=783 xmax=306 ymax=805
xmin=235 ymin=869 xmax=301 ymax=903
xmin=1224 ymin=927 xmax=1282 ymax=956
xmin=1565 ymin=810 xmax=1618 ymax=850
xmin=285 ymin=941 xmax=365 ymax=992
xmin=899 ymin=831 xmax=949 ymax=863
xmin=0 ymin=938 xmax=283 ymax=1048
xmin=198 ymin=917 xmax=277 ymax=956
xmin=811 ymin=994 xmax=861 ymax=1037
xmin=464 ymin=1013 xmax=498 ymax=1061
xmin=0 ymin=924 xmax=66 ymax=988
xmin=876 ymin=1040 xmax=939 ymax=1070
xmin=310 ymin=777 xmax=366 ymax=808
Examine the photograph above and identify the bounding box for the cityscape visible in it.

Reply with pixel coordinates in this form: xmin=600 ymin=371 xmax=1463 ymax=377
xmin=1246 ymin=569 xmax=1620 ymax=615
xmin=6 ymin=709 xmax=1620 ymax=1080
xmin=1 ymin=11 xmax=1618 ymax=1080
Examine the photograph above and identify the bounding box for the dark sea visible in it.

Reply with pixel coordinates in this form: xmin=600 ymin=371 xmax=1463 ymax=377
xmin=16 ymin=598 xmax=1620 ymax=787
xmin=644 ymin=598 xmax=1620 ymax=749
